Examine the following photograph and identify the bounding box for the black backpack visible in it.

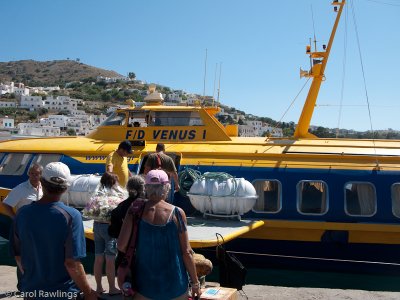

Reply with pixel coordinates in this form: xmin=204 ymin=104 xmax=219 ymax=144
xmin=216 ymin=233 xmax=247 ymax=290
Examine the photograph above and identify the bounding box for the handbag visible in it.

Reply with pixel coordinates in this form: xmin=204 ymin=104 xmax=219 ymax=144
xmin=216 ymin=233 xmax=247 ymax=291
xmin=116 ymin=199 xmax=145 ymax=295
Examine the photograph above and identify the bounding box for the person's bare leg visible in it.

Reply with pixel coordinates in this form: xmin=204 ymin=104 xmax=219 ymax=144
xmin=106 ymin=255 xmax=120 ymax=294
xmin=94 ymin=255 xmax=105 ymax=294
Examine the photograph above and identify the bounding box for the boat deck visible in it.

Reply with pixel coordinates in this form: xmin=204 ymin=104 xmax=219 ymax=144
xmin=83 ymin=217 xmax=264 ymax=248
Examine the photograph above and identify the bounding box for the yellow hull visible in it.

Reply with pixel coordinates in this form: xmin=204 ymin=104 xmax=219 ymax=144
xmin=242 ymin=220 xmax=400 ymax=245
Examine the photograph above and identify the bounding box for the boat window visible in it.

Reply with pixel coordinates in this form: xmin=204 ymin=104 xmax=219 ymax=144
xmin=30 ymin=154 xmax=62 ymax=169
xmin=252 ymin=180 xmax=281 ymax=213
xmin=100 ymin=112 xmax=126 ymax=126
xmin=297 ymin=181 xmax=328 ymax=215
xmin=344 ymin=182 xmax=376 ymax=216
xmin=150 ymin=111 xmax=204 ymax=126
xmin=391 ymin=184 xmax=400 ymax=218
xmin=128 ymin=111 xmax=148 ymax=127
xmin=0 ymin=153 xmax=4 ymax=163
xmin=0 ymin=153 xmax=33 ymax=176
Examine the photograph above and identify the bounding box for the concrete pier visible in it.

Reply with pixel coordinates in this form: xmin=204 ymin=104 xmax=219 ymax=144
xmin=1 ymin=266 xmax=400 ymax=299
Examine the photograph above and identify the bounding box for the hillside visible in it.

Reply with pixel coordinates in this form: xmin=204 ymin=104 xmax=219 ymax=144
xmin=1 ymin=60 xmax=399 ymax=139
xmin=0 ymin=60 xmax=122 ymax=86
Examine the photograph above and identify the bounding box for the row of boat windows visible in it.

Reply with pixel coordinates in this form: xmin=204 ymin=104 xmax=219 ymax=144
xmin=1 ymin=153 xmax=399 ymax=218
xmin=0 ymin=153 xmax=61 ymax=176
xmin=102 ymin=111 xmax=204 ymax=127
xmin=252 ymin=179 xmax=400 ymax=218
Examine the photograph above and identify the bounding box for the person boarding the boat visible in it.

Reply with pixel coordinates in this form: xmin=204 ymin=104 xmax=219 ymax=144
xmin=106 ymin=140 xmax=133 ymax=188
xmin=144 ymin=143 xmax=180 ymax=192
xmin=117 ymin=169 xmax=201 ymax=299
xmin=108 ymin=175 xmax=146 ymax=239
xmin=91 ymin=172 xmax=125 ymax=297
xmin=11 ymin=162 xmax=97 ymax=300
xmin=1 ymin=163 xmax=43 ymax=219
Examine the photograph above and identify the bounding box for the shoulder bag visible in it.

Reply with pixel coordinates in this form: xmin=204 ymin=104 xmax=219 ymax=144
xmin=116 ymin=199 xmax=145 ymax=295
xmin=216 ymin=233 xmax=247 ymax=291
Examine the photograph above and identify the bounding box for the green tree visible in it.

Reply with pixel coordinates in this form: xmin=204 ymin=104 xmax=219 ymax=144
xmin=128 ymin=72 xmax=136 ymax=79
xmin=50 ymin=90 xmax=60 ymax=96
xmin=82 ymin=77 xmax=96 ymax=83
xmin=67 ymin=128 xmax=76 ymax=136
xmin=28 ymin=111 xmax=38 ymax=121
xmin=38 ymin=108 xmax=48 ymax=115
xmin=101 ymin=92 xmax=112 ymax=101
xmin=0 ymin=107 xmax=17 ymax=115
xmin=161 ymin=87 xmax=171 ymax=93
xmin=282 ymin=127 xmax=294 ymax=137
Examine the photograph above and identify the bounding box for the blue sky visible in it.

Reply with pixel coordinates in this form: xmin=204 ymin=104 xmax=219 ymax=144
xmin=1 ymin=0 xmax=400 ymax=131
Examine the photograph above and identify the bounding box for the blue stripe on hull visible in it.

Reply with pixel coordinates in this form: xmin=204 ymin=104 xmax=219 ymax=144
xmin=183 ymin=164 xmax=400 ymax=223
xmin=2 ymin=158 xmax=400 ymax=224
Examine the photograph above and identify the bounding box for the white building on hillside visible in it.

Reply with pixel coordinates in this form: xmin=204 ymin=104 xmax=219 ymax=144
xmin=40 ymin=115 xmax=69 ymax=130
xmin=0 ymin=101 xmax=16 ymax=108
xmin=106 ymin=104 xmax=139 ymax=115
xmin=0 ymin=82 xmax=29 ymax=96
xmin=0 ymin=82 xmax=13 ymax=95
xmin=247 ymin=120 xmax=263 ymax=131
xmin=238 ymin=124 xmax=256 ymax=137
xmin=239 ymin=121 xmax=283 ymax=137
xmin=44 ymin=96 xmax=78 ymax=112
xmin=70 ymin=109 xmax=87 ymax=117
xmin=18 ymin=123 xmax=60 ymax=136
xmin=28 ymin=85 xmax=61 ymax=95
xmin=43 ymin=86 xmax=61 ymax=93
xmin=166 ymin=92 xmax=182 ymax=103
xmin=0 ymin=116 xmax=14 ymax=129
xmin=14 ymin=85 xmax=30 ymax=97
xmin=97 ymin=76 xmax=132 ymax=83
xmin=20 ymin=96 xmax=44 ymax=110
xmin=67 ymin=118 xmax=90 ymax=135
xmin=89 ymin=114 xmax=107 ymax=126
xmin=260 ymin=125 xmax=283 ymax=137
xmin=186 ymin=94 xmax=200 ymax=105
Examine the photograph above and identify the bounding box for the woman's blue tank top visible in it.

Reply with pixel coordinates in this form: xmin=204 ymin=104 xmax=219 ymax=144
xmin=134 ymin=206 xmax=189 ymax=299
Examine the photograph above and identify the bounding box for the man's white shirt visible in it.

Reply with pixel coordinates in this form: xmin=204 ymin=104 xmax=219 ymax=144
xmin=3 ymin=181 xmax=43 ymax=211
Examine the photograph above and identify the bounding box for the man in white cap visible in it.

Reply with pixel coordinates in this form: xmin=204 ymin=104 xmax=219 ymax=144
xmin=11 ymin=162 xmax=96 ymax=300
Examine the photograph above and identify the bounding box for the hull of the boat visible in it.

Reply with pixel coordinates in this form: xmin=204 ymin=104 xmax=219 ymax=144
xmin=198 ymin=236 xmax=400 ymax=275
xmin=1 ymin=137 xmax=400 ymax=274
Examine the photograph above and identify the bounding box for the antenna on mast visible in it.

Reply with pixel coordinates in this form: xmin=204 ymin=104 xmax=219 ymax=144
xmin=217 ymin=62 xmax=222 ymax=105
xmin=294 ymin=0 xmax=346 ymax=139
xmin=202 ymin=48 xmax=208 ymax=105
xmin=213 ymin=63 xmax=218 ymax=107
xmin=311 ymin=5 xmax=318 ymax=52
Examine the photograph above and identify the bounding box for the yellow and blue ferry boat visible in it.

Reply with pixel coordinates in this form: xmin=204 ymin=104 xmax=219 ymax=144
xmin=1 ymin=0 xmax=400 ymax=273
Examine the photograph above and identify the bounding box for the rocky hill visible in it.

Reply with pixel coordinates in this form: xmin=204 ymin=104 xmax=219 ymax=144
xmin=1 ymin=60 xmax=399 ymax=139
xmin=0 ymin=60 xmax=122 ymax=86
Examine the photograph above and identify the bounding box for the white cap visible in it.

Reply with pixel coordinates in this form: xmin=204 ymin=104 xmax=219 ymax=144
xmin=42 ymin=162 xmax=71 ymax=186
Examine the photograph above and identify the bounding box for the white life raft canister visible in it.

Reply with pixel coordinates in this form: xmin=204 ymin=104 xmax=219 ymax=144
xmin=61 ymin=174 xmax=101 ymax=207
xmin=187 ymin=177 xmax=257 ymax=215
